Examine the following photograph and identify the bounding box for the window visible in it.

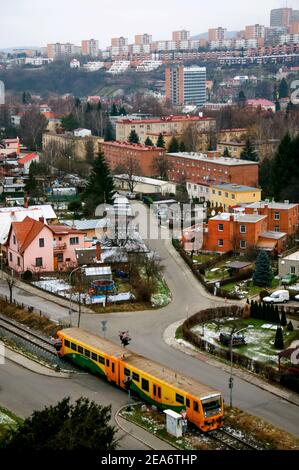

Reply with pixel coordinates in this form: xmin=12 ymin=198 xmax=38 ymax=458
xmin=225 ymin=192 xmax=229 ymax=198
xmin=218 ymin=224 xmax=224 ymax=232
xmin=91 ymin=352 xmax=97 ymax=361
xmin=132 ymin=372 xmax=140 ymax=382
xmin=212 ymin=189 xmax=216 ymax=194
xmin=78 ymin=346 xmax=83 ymax=354
xmin=124 ymin=368 xmax=131 ymax=376
xmin=17 ymin=257 xmax=20 ymax=267
xmin=39 ymin=238 xmax=44 ymax=248
xmin=57 ymin=253 xmax=64 ymax=263
xmin=186 ymin=398 xmax=190 ymax=408
xmin=291 ymin=266 xmax=296 ymax=274
xmin=240 ymin=225 xmax=246 ymax=234
xmin=70 ymin=237 xmax=79 ymax=245
xmin=112 ymin=362 xmax=115 ymax=373
xmin=240 ymin=240 xmax=247 ymax=249
xmin=84 ymin=349 xmax=91 ymax=358
xmin=274 ymin=212 xmax=280 ymax=220
xmin=9 ymin=252 xmax=12 ymax=262
xmin=106 ymin=359 xmax=110 ymax=367
xmin=35 ymin=257 xmax=43 ymax=267
xmin=218 ymin=191 xmax=222 ymax=196
xmin=71 ymin=343 xmax=77 ymax=351
xmin=64 ymin=339 xmax=70 ymax=347
xmin=98 ymin=356 xmax=105 ymax=364
xmin=274 ymin=226 xmax=280 ymax=232
xmin=153 ymin=384 xmax=156 ymax=395
xmin=193 ymin=401 xmax=199 ymax=412
xmin=13 ymin=235 xmax=16 ymax=244
xmin=141 ymin=378 xmax=149 ymax=392
xmin=232 ymin=194 xmax=235 ymax=199
xmin=218 ymin=239 xmax=224 ymax=247
xmin=176 ymin=393 xmax=185 ymax=404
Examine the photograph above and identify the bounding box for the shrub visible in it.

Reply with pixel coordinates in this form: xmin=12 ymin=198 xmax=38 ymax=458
xmin=259 ymin=290 xmax=270 ymax=302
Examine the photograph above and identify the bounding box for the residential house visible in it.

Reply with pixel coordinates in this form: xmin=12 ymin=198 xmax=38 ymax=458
xmin=49 ymin=224 xmax=87 ymax=270
xmin=18 ymin=153 xmax=40 ymax=174
xmin=114 ymin=174 xmax=177 ymax=195
xmin=210 ymin=184 xmax=261 ymax=211
xmin=243 ymin=201 xmax=299 ymax=235
xmin=279 ymin=251 xmax=299 ymax=277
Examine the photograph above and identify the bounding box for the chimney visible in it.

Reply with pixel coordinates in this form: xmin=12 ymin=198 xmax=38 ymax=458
xmin=229 ymin=215 xmax=234 ymax=223
xmin=39 ymin=216 xmax=45 ymax=224
xmin=96 ymin=241 xmax=102 ymax=261
xmin=24 ymin=192 xmax=28 ymax=209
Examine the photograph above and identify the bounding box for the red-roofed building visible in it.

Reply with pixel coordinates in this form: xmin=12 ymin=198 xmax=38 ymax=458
xmin=246 ymin=99 xmax=276 ymax=112
xmin=18 ymin=153 xmax=40 ymax=174
xmin=6 ymin=217 xmax=87 ymax=273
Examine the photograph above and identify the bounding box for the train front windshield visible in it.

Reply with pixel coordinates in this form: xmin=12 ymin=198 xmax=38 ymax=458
xmin=201 ymin=396 xmax=222 ymax=418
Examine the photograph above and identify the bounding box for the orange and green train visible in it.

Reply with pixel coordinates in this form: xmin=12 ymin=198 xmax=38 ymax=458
xmin=56 ymin=328 xmax=224 ymax=432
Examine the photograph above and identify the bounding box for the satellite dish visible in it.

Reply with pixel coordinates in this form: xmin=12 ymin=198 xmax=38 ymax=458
xmin=211 ymin=210 xmax=216 ymax=216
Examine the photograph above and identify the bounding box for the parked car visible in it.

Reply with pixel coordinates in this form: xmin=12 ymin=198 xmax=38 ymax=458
xmin=281 ymin=274 xmax=298 ymax=285
xmin=295 ymin=294 xmax=299 ymax=301
xmin=126 ymin=192 xmax=136 ymax=200
xmin=263 ymin=290 xmax=290 ymax=304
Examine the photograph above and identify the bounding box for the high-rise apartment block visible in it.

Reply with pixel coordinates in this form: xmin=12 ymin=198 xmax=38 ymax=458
xmin=47 ymin=43 xmax=81 ymax=59
xmin=244 ymin=24 xmax=265 ymax=40
xmin=111 ymin=37 xmax=128 ymax=47
xmin=208 ymin=27 xmax=226 ymax=42
xmin=166 ymin=65 xmax=206 ymax=107
xmin=81 ymin=39 xmax=99 ymax=57
xmin=172 ymin=30 xmax=190 ymax=43
xmin=270 ymin=8 xmax=299 ymax=27
xmin=135 ymin=34 xmax=153 ymax=45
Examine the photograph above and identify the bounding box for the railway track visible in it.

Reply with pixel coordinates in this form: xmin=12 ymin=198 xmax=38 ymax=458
xmin=0 ymin=313 xmax=57 ymax=356
xmin=209 ymin=428 xmax=262 ymax=450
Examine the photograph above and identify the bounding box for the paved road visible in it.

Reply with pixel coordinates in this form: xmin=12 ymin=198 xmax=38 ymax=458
xmin=0 ymin=358 xmax=149 ymax=450
xmin=1 ymin=202 xmax=299 ymax=437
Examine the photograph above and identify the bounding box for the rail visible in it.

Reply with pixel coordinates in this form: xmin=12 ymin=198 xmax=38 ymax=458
xmin=209 ymin=428 xmax=263 ymax=450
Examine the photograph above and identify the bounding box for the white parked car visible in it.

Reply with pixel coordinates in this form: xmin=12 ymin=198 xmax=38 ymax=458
xmin=295 ymin=294 xmax=299 ymax=301
xmin=263 ymin=290 xmax=290 ymax=304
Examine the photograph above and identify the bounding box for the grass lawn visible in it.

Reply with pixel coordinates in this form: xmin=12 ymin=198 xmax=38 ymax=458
xmin=192 ymin=317 xmax=299 ymax=367
xmin=221 ymin=278 xmax=280 ymax=298
xmin=0 ymin=405 xmax=21 ymax=444
xmin=192 ymin=253 xmax=216 ymax=265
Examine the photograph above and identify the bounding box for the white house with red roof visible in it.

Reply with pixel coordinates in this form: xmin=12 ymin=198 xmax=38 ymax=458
xmin=18 ymin=153 xmax=40 ymax=174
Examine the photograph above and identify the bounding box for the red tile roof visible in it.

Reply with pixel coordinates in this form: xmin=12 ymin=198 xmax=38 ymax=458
xmin=10 ymin=217 xmax=48 ymax=254
xmin=18 ymin=153 xmax=39 ymax=165
xmin=49 ymin=225 xmax=85 ymax=235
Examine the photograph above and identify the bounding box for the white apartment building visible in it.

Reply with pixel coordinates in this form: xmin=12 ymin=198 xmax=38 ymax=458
xmin=107 ymin=61 xmax=130 ymax=74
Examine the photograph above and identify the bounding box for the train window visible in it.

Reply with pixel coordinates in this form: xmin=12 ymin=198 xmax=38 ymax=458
xmin=78 ymin=346 xmax=83 ymax=354
xmin=64 ymin=339 xmax=70 ymax=347
xmin=91 ymin=353 xmax=97 ymax=361
xmin=112 ymin=363 xmax=115 ymax=373
xmin=132 ymin=372 xmax=140 ymax=382
xmin=141 ymin=378 xmax=149 ymax=392
xmin=153 ymin=384 xmax=156 ymax=396
xmin=98 ymin=356 xmax=105 ymax=364
xmin=158 ymin=387 xmax=161 ymax=399
xmin=124 ymin=368 xmax=131 ymax=376
xmin=106 ymin=359 xmax=110 ymax=367
xmin=176 ymin=393 xmax=185 ymax=405
xmin=186 ymin=398 xmax=190 ymax=408
xmin=193 ymin=401 xmax=199 ymax=412
xmin=84 ymin=349 xmax=91 ymax=358
xmin=71 ymin=343 xmax=77 ymax=351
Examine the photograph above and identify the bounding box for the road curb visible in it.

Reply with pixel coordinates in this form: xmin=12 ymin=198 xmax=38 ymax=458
xmin=163 ymin=320 xmax=299 ymax=408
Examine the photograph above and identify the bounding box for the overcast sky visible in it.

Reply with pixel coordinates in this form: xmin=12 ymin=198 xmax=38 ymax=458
xmin=1 ymin=0 xmax=298 ymax=49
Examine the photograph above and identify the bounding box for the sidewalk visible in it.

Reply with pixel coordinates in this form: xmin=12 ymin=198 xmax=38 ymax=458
xmin=164 ymin=320 xmax=299 ymax=407
xmin=2 ymin=342 xmax=72 ymax=378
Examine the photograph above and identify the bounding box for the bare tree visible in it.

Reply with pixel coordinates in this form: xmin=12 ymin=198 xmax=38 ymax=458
xmin=120 ymin=156 xmax=142 ymax=193
xmin=20 ymin=108 xmax=48 ymax=150
xmin=151 ymin=154 xmax=173 ymax=180
xmin=6 ymin=270 xmax=16 ymax=303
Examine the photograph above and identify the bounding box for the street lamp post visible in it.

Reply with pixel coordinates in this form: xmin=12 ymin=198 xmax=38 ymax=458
xmin=229 ymin=327 xmax=248 ymax=408
xmin=69 ymin=265 xmax=86 ymax=328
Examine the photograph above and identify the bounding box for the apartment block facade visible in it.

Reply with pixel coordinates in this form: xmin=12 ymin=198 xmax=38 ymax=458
xmin=244 ymin=202 xmax=299 ymax=236
xmin=100 ymin=141 xmax=166 ymax=177
xmin=166 ymin=65 xmax=207 ymax=106
xmin=81 ymin=39 xmax=99 ymax=57
xmin=208 ymin=27 xmax=226 ymax=42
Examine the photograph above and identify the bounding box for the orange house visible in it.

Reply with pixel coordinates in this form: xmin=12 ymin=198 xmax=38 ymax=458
xmin=244 ymin=202 xmax=299 ymax=236
xmin=203 ymin=212 xmax=287 ymax=254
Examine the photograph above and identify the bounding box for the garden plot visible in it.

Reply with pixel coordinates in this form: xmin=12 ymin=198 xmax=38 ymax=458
xmin=192 ymin=318 xmax=298 ymax=366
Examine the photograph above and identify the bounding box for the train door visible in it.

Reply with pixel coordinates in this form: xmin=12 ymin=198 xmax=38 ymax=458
xmin=153 ymin=383 xmax=162 ymax=404
xmin=189 ymin=398 xmax=201 ymax=427
xmin=105 ymin=357 xmax=117 ymax=383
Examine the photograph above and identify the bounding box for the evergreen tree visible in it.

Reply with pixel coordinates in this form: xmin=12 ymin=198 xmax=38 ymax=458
xmin=253 ymin=251 xmax=273 ymax=287
xmin=279 ymin=78 xmax=289 ymax=99
xmin=275 ymin=100 xmax=281 ymax=112
xmin=179 ymin=141 xmax=186 ymax=152
xmin=274 ymin=306 xmax=280 ymax=324
xmin=274 ymin=327 xmax=284 ymax=350
xmin=110 ymin=103 xmax=118 ymax=116
xmin=168 ymin=136 xmax=179 ymax=153
xmin=144 ymin=136 xmax=154 ymax=146
xmin=22 ymin=91 xmax=31 ymax=104
xmin=128 ymin=130 xmax=140 ymax=144
xmin=280 ymin=309 xmax=287 ymax=327
xmin=238 ymin=90 xmax=247 ymax=107
xmin=119 ymin=105 xmax=127 ymax=116
xmin=287 ymin=321 xmax=294 ymax=331
xmin=82 ymin=152 xmax=115 ymax=215
xmin=61 ymin=113 xmax=79 ymax=132
xmin=85 ymin=139 xmax=95 ymax=163
xmin=1 ymin=397 xmax=117 ymax=451
xmin=223 ymin=147 xmax=231 ymax=158
xmin=156 ymin=133 xmax=166 ymax=148
xmin=104 ymin=122 xmax=114 ymax=142
xmin=240 ymin=139 xmax=259 ymax=162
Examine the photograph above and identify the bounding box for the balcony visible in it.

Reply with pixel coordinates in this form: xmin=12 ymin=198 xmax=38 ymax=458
xmin=53 ymin=243 xmax=67 ymax=252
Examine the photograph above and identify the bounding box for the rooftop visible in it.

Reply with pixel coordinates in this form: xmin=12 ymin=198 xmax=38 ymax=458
xmin=167 ymin=152 xmax=259 ymax=166
xmin=18 ymin=153 xmax=39 ymax=165
xmin=114 ymin=174 xmax=172 ymax=187
xmin=244 ymin=201 xmax=299 ymax=210
xmin=84 ymin=266 xmax=112 ymax=276
xmin=117 ymin=115 xmax=213 ymax=125
xmin=212 ymin=183 xmax=261 ymax=192
xmin=260 ymin=231 xmax=287 ymax=240
xmin=281 ymin=251 xmax=299 ymax=262
xmin=102 ymin=140 xmax=164 ymax=151
xmin=210 ymin=212 xmax=267 ymax=223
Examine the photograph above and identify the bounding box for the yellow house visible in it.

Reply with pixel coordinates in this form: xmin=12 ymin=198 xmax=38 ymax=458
xmin=210 ymin=184 xmax=261 ymax=212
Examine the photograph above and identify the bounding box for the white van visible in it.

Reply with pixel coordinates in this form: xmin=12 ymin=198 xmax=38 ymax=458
xmin=263 ymin=290 xmax=290 ymax=304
